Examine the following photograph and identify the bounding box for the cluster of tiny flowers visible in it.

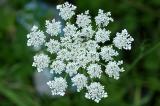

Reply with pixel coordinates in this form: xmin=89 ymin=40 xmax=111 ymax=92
xmin=32 ymin=53 xmax=50 ymax=72
xmin=71 ymin=73 xmax=88 ymax=92
xmin=27 ymin=2 xmax=134 ymax=103
xmin=27 ymin=26 xmax=45 ymax=48
xmin=47 ymin=77 xmax=67 ymax=96
xmin=87 ymin=64 xmax=102 ymax=78
xmin=85 ymin=82 xmax=108 ymax=103
xmin=45 ymin=19 xmax=61 ymax=36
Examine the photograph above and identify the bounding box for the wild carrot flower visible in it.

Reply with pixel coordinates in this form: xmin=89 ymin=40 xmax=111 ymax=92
xmin=27 ymin=2 xmax=134 ymax=103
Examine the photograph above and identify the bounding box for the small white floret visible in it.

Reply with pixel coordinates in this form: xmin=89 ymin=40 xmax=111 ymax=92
xmin=100 ymin=46 xmax=118 ymax=62
xmin=113 ymin=29 xmax=134 ymax=50
xmin=87 ymin=63 xmax=102 ymax=78
xmin=27 ymin=25 xmax=46 ymax=48
xmin=47 ymin=77 xmax=67 ymax=96
xmin=50 ymin=60 xmax=66 ymax=74
xmin=57 ymin=2 xmax=77 ymax=20
xmin=76 ymin=10 xmax=91 ymax=28
xmin=105 ymin=61 xmax=124 ymax=80
xmin=32 ymin=53 xmax=50 ymax=72
xmin=95 ymin=9 xmax=113 ymax=27
xmin=45 ymin=19 xmax=61 ymax=36
xmin=66 ymin=62 xmax=79 ymax=76
xmin=95 ymin=28 xmax=111 ymax=43
xmin=85 ymin=82 xmax=108 ymax=103
xmin=71 ymin=73 xmax=88 ymax=92
xmin=45 ymin=39 xmax=60 ymax=54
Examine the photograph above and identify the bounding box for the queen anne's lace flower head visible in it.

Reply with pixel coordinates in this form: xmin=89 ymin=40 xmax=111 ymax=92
xmin=27 ymin=2 xmax=134 ymax=103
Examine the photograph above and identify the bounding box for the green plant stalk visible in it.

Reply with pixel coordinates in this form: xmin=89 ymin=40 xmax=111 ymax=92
xmin=134 ymin=86 xmax=141 ymax=106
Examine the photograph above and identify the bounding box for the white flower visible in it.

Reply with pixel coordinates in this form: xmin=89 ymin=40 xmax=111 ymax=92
xmin=95 ymin=9 xmax=113 ymax=27
xmin=87 ymin=63 xmax=102 ymax=78
xmin=66 ymin=62 xmax=79 ymax=76
xmin=105 ymin=61 xmax=124 ymax=80
xmin=71 ymin=73 xmax=88 ymax=92
xmin=27 ymin=25 xmax=45 ymax=48
xmin=113 ymin=29 xmax=134 ymax=50
xmin=57 ymin=2 xmax=77 ymax=20
xmin=56 ymin=49 xmax=72 ymax=61
xmin=85 ymin=40 xmax=100 ymax=51
xmin=95 ymin=28 xmax=111 ymax=43
xmin=47 ymin=77 xmax=67 ymax=96
xmin=76 ymin=10 xmax=91 ymax=28
xmin=32 ymin=53 xmax=50 ymax=72
xmin=63 ymin=22 xmax=77 ymax=37
xmin=86 ymin=51 xmax=100 ymax=63
xmin=100 ymin=46 xmax=118 ymax=62
xmin=85 ymin=82 xmax=108 ymax=103
xmin=45 ymin=39 xmax=60 ymax=54
xmin=45 ymin=19 xmax=61 ymax=36
xmin=27 ymin=2 xmax=134 ymax=103
xmin=60 ymin=36 xmax=72 ymax=48
xmin=50 ymin=60 xmax=66 ymax=74
xmin=71 ymin=48 xmax=89 ymax=68
xmin=79 ymin=25 xmax=95 ymax=38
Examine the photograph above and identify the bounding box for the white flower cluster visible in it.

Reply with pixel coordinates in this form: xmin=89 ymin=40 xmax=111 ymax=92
xmin=85 ymin=82 xmax=108 ymax=103
xmin=57 ymin=2 xmax=76 ymax=20
xmin=95 ymin=9 xmax=113 ymax=27
xmin=105 ymin=61 xmax=125 ymax=80
xmin=27 ymin=26 xmax=45 ymax=48
xmin=47 ymin=77 xmax=67 ymax=96
xmin=45 ymin=19 xmax=61 ymax=36
xmin=32 ymin=53 xmax=50 ymax=72
xmin=95 ymin=28 xmax=111 ymax=43
xmin=27 ymin=2 xmax=134 ymax=103
xmin=71 ymin=73 xmax=88 ymax=92
xmin=113 ymin=29 xmax=134 ymax=50
xmin=87 ymin=64 xmax=102 ymax=78
xmin=76 ymin=10 xmax=91 ymax=28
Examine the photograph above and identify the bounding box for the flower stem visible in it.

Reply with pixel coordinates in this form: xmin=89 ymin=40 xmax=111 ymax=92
xmin=97 ymin=62 xmax=106 ymax=67
xmin=134 ymin=86 xmax=141 ymax=106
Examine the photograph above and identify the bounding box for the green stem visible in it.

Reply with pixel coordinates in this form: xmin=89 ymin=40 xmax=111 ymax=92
xmin=97 ymin=61 xmax=106 ymax=67
xmin=64 ymin=73 xmax=68 ymax=79
xmin=134 ymin=87 xmax=141 ymax=106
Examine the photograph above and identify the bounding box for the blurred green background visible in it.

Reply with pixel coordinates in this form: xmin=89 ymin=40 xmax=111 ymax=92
xmin=0 ymin=0 xmax=160 ymax=106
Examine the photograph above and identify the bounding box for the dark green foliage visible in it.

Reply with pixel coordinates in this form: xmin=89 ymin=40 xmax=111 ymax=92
xmin=0 ymin=0 xmax=160 ymax=106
